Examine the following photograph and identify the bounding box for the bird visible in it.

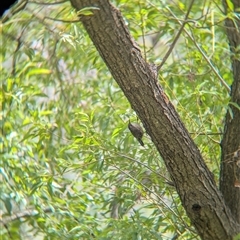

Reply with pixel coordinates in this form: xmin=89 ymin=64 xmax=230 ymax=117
xmin=128 ymin=121 xmax=144 ymax=146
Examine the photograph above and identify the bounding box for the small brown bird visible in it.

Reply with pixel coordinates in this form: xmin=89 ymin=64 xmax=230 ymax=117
xmin=128 ymin=121 xmax=144 ymax=146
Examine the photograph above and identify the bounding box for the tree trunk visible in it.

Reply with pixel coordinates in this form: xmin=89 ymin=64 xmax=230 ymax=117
xmin=220 ymin=0 xmax=240 ymax=223
xmin=70 ymin=0 xmax=240 ymax=239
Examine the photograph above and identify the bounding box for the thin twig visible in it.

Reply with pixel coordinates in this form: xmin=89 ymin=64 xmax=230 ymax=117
xmin=189 ymin=132 xmax=222 ymax=135
xmin=112 ymin=163 xmax=178 ymax=217
xmin=28 ymin=0 xmax=68 ymax=5
xmin=166 ymin=7 xmax=231 ymax=93
xmin=138 ymin=1 xmax=146 ymax=60
xmin=116 ymin=152 xmax=172 ymax=183
xmin=157 ymin=0 xmax=195 ymax=71
xmin=44 ymin=16 xmax=80 ymax=23
xmin=1 ymin=207 xmax=53 ymax=225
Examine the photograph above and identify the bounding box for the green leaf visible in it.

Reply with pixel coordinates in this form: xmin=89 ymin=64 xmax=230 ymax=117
xmin=77 ymin=7 xmax=100 ymax=16
xmin=229 ymin=102 xmax=240 ymax=111
xmin=27 ymin=68 xmax=52 ymax=77
xmin=226 ymin=0 xmax=234 ymax=11
xmin=4 ymin=197 xmax=12 ymax=214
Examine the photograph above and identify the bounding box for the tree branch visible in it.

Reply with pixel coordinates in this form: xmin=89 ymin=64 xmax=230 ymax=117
xmin=220 ymin=0 xmax=240 ymax=223
xmin=165 ymin=6 xmax=231 ymax=93
xmin=157 ymin=0 xmax=195 ymax=71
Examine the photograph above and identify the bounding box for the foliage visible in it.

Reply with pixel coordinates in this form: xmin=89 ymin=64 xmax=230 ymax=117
xmin=1 ymin=0 xmax=234 ymax=239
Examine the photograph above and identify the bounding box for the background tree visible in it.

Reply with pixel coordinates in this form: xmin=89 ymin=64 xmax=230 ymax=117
xmin=1 ymin=0 xmax=240 ymax=239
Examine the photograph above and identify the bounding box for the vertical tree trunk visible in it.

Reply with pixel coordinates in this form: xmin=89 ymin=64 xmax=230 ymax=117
xmin=220 ymin=0 xmax=240 ymax=223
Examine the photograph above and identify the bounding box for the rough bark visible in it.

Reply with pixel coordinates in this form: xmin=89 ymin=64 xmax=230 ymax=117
xmin=220 ymin=0 xmax=240 ymax=223
xmin=70 ymin=0 xmax=240 ymax=239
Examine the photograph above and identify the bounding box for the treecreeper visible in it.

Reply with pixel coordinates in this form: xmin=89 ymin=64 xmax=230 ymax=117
xmin=128 ymin=121 xmax=144 ymax=146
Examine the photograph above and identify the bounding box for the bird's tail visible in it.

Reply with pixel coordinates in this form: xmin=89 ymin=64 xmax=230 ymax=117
xmin=137 ymin=138 xmax=144 ymax=146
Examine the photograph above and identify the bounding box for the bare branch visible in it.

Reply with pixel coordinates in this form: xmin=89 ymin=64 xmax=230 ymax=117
xmin=157 ymin=0 xmax=195 ymax=71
